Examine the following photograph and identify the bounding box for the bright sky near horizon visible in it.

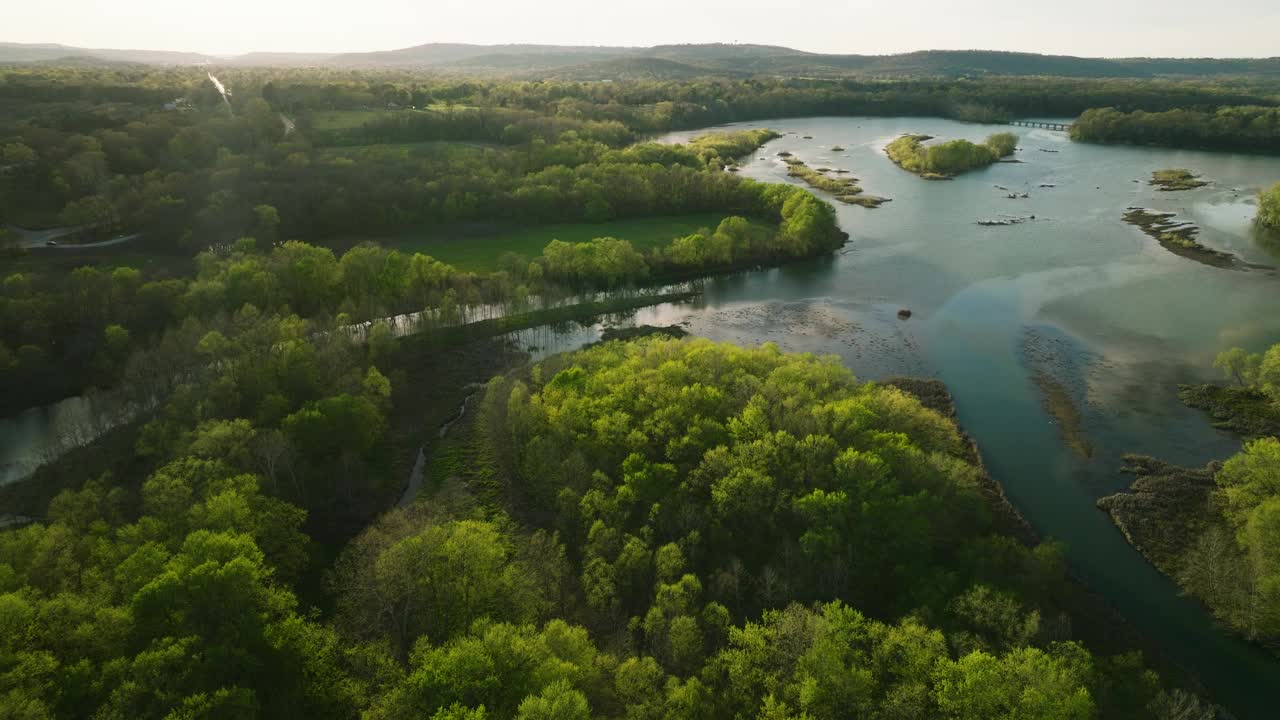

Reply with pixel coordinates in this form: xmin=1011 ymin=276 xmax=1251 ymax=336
xmin=6 ymin=0 xmax=1279 ymax=58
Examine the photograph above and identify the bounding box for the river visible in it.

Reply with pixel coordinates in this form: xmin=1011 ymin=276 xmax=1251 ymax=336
xmin=525 ymin=117 xmax=1280 ymax=716
xmin=2 ymin=115 xmax=1279 ymax=713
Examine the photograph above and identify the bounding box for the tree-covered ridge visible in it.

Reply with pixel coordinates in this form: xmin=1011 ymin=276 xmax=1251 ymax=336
xmin=0 ymin=305 xmax=399 ymax=717
xmin=1071 ymin=106 xmax=1280 ymax=153
xmin=885 ymin=133 xmax=1018 ymax=179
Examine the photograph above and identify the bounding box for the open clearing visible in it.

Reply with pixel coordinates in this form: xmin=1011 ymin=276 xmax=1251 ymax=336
xmin=374 ymin=213 xmax=770 ymax=272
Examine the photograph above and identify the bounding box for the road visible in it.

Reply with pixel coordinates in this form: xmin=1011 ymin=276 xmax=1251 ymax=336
xmin=6 ymin=225 xmax=141 ymax=249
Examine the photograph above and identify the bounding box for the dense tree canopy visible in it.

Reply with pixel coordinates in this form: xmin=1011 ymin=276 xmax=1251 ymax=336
xmin=1071 ymin=106 xmax=1280 ymax=153
xmin=464 ymin=338 xmax=1191 ymax=718
xmin=885 ymin=133 xmax=1018 ymax=178
xmin=0 ymin=325 xmax=1216 ymax=718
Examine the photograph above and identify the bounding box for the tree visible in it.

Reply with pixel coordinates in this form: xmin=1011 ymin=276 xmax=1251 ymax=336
xmin=59 ymin=194 xmax=120 ymax=235
xmin=515 ymin=681 xmax=591 ymax=720
xmin=252 ymin=204 xmax=281 ymax=245
xmin=1214 ymin=347 xmax=1261 ymax=387
xmin=1 ymin=142 xmax=36 ymax=166
xmin=1212 ymin=438 xmax=1280 ymax=638
xmin=332 ymin=516 xmax=550 ymax=660
xmin=933 ymin=644 xmax=1096 ymax=720
xmin=1260 ymin=182 xmax=1280 ymax=229
xmin=985 ymin=132 xmax=1019 ymax=157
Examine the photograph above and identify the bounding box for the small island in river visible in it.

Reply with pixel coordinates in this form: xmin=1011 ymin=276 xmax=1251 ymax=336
xmin=1150 ymin=168 xmax=1209 ymax=191
xmin=885 ymin=132 xmax=1018 ymax=179
xmin=783 ymin=157 xmax=890 ymax=207
xmin=1121 ymin=207 xmax=1240 ymax=269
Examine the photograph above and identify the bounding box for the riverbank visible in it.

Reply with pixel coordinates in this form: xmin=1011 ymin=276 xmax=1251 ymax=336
xmin=888 ymin=377 xmax=1216 ymax=694
xmin=0 ymin=290 xmax=698 ymax=519
xmin=1178 ymin=383 xmax=1280 ymax=438
xmin=886 ymin=377 xmax=1039 ymax=543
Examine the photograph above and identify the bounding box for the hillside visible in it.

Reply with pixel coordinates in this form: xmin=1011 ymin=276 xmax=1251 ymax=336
xmin=3 ymin=40 xmax=1279 ymax=80
xmin=539 ymin=56 xmax=747 ymax=81
xmin=329 ymin=42 xmax=633 ymax=68
xmin=0 ymin=41 xmax=212 ymax=65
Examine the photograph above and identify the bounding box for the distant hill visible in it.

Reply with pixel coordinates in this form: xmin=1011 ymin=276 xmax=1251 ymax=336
xmin=226 ymin=52 xmax=338 ymax=67
xmin=540 ymin=57 xmax=747 ymax=81
xmin=0 ymin=42 xmax=212 ymax=65
xmin=330 ymin=43 xmax=634 ymax=68
xmin=3 ymin=40 xmax=1279 ymax=80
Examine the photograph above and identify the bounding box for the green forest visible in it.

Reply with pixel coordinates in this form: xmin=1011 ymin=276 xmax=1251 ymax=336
xmin=0 ymin=337 xmax=1208 ymax=719
xmin=0 ymin=121 xmax=841 ymax=414
xmin=3 ymin=46 xmax=1280 ymax=720
xmin=1070 ymin=107 xmax=1280 ymax=153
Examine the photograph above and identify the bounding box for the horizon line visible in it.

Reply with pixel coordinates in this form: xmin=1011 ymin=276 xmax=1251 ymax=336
xmin=2 ymin=39 xmax=1278 ymax=62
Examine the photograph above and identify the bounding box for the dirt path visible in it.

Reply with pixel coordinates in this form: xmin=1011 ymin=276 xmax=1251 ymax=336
xmin=7 ymin=225 xmax=141 ymax=249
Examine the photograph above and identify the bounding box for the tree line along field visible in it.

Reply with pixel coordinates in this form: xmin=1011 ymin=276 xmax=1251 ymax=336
xmin=0 ymin=125 xmax=839 ymax=415
xmin=371 ymin=213 xmax=771 ymax=272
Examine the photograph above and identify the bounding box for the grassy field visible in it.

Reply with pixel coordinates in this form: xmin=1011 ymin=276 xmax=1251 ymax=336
xmin=3 ymin=240 xmax=193 ymax=276
xmin=317 ymin=140 xmax=500 ymax=162
xmin=308 ymin=109 xmax=390 ymax=131
xmin=380 ymin=213 xmax=768 ymax=272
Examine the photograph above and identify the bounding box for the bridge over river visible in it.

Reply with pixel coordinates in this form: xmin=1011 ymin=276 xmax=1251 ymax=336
xmin=1009 ymin=119 xmax=1073 ymax=131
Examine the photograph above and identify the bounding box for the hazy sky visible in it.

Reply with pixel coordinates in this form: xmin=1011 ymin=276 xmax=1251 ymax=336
xmin=7 ymin=0 xmax=1279 ymax=57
